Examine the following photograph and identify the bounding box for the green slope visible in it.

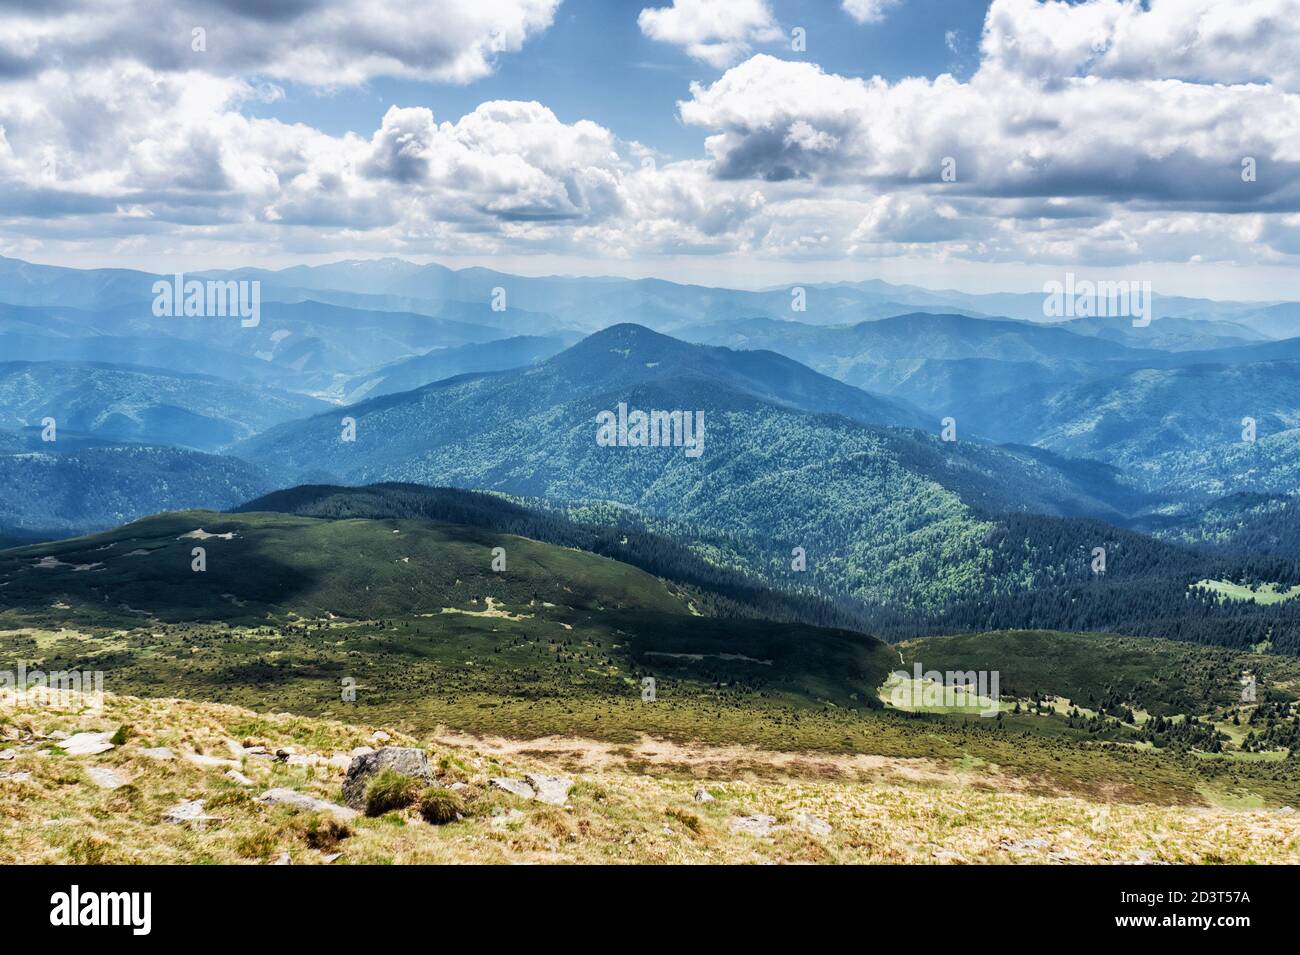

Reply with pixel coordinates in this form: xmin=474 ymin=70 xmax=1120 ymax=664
xmin=900 ymin=630 xmax=1300 ymax=717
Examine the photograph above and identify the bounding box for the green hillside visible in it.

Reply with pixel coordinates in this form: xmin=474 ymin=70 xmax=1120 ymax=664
xmin=900 ymin=630 xmax=1300 ymax=717
xmin=0 ymin=509 xmax=898 ymax=720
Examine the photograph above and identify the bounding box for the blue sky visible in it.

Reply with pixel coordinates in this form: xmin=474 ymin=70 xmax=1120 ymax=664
xmin=247 ymin=0 xmax=990 ymax=162
xmin=1 ymin=0 xmax=1299 ymax=300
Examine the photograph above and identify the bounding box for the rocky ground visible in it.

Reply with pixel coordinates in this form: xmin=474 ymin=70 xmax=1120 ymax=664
xmin=1 ymin=691 xmax=1297 ymax=864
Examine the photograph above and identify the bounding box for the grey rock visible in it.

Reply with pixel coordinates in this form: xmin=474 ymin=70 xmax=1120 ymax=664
xmin=0 ymin=749 xmax=17 ymax=761
xmin=794 ymin=812 xmax=831 ymax=837
xmin=184 ymin=751 xmax=239 ymax=769
xmin=729 ymin=814 xmax=779 ymax=838
xmin=62 ymin=732 xmax=115 ymax=756
xmin=0 ymin=771 xmax=32 ymax=782
xmin=489 ymin=777 xmax=535 ymax=800
xmin=85 ymin=767 xmax=128 ymax=790
xmin=524 ymin=773 xmax=573 ymax=806
xmin=258 ymin=787 xmax=359 ymax=821
xmin=139 ymin=747 xmax=175 ymax=760
xmin=162 ymin=799 xmax=219 ymax=826
xmin=342 ymin=747 xmax=432 ymax=809
xmin=693 ymin=788 xmax=714 ymax=803
xmin=225 ymin=769 xmax=255 ymax=786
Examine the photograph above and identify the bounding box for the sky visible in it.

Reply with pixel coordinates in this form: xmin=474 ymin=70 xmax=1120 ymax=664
xmin=1 ymin=0 xmax=1299 ymax=299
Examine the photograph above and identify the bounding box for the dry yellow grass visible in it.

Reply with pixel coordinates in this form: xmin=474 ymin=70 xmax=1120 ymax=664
xmin=1 ymin=692 xmax=1297 ymax=864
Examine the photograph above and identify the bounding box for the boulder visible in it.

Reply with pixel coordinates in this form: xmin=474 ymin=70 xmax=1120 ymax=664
xmin=729 ymin=814 xmax=778 ymax=838
xmin=225 ymin=769 xmax=255 ymax=786
xmin=794 ymin=812 xmax=831 ymax=837
xmin=259 ymin=788 xmax=359 ymax=821
xmin=341 ymin=747 xmax=432 ymax=809
xmin=85 ymin=767 xmax=128 ymax=790
xmin=184 ymin=751 xmax=239 ymax=769
xmin=524 ymin=773 xmax=573 ymax=806
xmin=489 ymin=777 xmax=535 ymax=800
xmin=62 ymin=732 xmax=115 ymax=756
xmin=694 ymin=788 xmax=714 ymax=803
xmin=162 ymin=799 xmax=219 ymax=826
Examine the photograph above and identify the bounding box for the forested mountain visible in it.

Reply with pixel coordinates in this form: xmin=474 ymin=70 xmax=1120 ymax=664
xmin=340 ymin=335 xmax=576 ymax=402
xmin=0 ymin=360 xmax=328 ymax=451
xmin=0 ymin=434 xmax=270 ymax=536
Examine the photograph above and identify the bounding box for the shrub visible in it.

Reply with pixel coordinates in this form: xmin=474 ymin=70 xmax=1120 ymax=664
xmin=296 ymin=813 xmax=352 ymax=850
xmin=235 ymin=829 xmax=278 ymax=861
xmin=364 ymin=769 xmax=419 ymax=817
xmin=417 ymin=787 xmax=464 ymax=825
xmin=109 ymin=725 xmax=131 ymax=746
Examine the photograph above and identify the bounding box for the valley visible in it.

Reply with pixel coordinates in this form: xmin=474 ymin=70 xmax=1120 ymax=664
xmin=3 ymin=254 xmax=1300 ymax=864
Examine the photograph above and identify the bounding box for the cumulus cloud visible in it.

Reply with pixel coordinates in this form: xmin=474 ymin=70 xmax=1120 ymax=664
xmin=841 ymin=0 xmax=899 ymax=24
xmin=983 ymin=0 xmax=1300 ymax=92
xmin=638 ymin=0 xmax=783 ymax=68
xmin=3 ymin=0 xmax=1300 ymax=274
xmin=670 ymin=0 xmax=1300 ymax=263
xmin=0 ymin=0 xmax=561 ymax=86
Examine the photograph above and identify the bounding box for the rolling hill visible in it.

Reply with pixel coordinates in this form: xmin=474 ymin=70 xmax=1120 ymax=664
xmin=0 ymin=360 xmax=329 ymax=451
xmin=0 ymin=437 xmax=271 ymax=537
xmin=231 ymin=326 xmax=1221 ymax=624
xmin=339 ymin=335 xmax=575 ymax=402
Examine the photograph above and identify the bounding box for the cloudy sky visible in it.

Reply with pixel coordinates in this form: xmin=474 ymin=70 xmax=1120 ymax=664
xmin=1 ymin=0 xmax=1299 ymax=297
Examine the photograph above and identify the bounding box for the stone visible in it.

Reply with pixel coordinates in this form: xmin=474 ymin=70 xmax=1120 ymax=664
xmin=0 ymin=771 xmax=32 ymax=782
xmin=139 ymin=747 xmax=174 ymax=760
xmin=489 ymin=777 xmax=535 ymax=800
xmin=184 ymin=751 xmax=239 ymax=769
xmin=321 ymin=852 xmax=342 ymax=864
xmin=729 ymin=814 xmax=778 ymax=838
xmin=61 ymin=732 xmax=114 ymax=756
xmin=272 ymin=851 xmax=291 ymax=865
xmin=259 ymin=787 xmax=358 ymax=821
xmin=371 ymin=731 xmax=391 ymax=743
xmin=794 ymin=812 xmax=831 ymax=837
xmin=162 ymin=799 xmax=219 ymax=826
xmin=490 ymin=808 xmax=526 ymax=829
xmin=85 ymin=767 xmax=128 ymax=790
xmin=693 ymin=788 xmax=714 ymax=803
xmin=0 ymin=749 xmax=16 ymax=761
xmin=225 ymin=769 xmax=255 ymax=786
xmin=524 ymin=773 xmax=573 ymax=806
xmin=341 ymin=747 xmax=432 ymax=809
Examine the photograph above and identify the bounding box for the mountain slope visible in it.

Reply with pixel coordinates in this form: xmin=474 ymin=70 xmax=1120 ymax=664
xmin=233 ymin=326 xmax=1184 ymax=618
xmin=0 ymin=437 xmax=271 ymax=536
xmin=340 ymin=335 xmax=575 ymax=402
xmin=0 ymin=361 xmax=329 ymax=451
xmin=975 ymin=361 xmax=1300 ymax=474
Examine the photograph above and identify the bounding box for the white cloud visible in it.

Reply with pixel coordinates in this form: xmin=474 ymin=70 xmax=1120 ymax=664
xmin=0 ymin=0 xmax=560 ymax=87
xmin=3 ymin=0 xmax=1300 ymax=279
xmin=841 ymin=0 xmax=899 ymax=24
xmin=983 ymin=0 xmax=1300 ymax=93
xmin=638 ymin=0 xmax=783 ymax=68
